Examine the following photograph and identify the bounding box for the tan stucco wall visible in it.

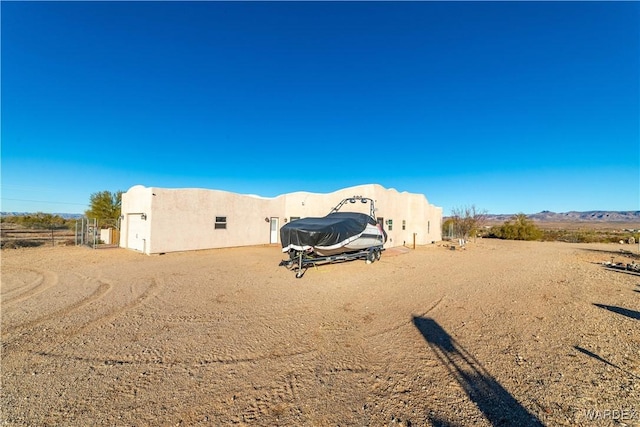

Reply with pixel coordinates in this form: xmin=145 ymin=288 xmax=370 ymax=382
xmin=119 ymin=184 xmax=441 ymax=254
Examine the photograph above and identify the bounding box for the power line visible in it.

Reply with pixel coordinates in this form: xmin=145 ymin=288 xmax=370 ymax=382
xmin=0 ymin=197 xmax=88 ymax=206
xmin=1 ymin=184 xmax=64 ymax=191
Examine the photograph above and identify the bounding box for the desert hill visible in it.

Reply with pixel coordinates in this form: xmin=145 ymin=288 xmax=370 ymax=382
xmin=1 ymin=212 xmax=83 ymax=219
xmin=484 ymin=210 xmax=640 ymax=223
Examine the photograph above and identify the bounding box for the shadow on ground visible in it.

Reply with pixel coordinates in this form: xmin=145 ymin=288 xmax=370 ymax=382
xmin=593 ymin=303 xmax=640 ymax=320
xmin=412 ymin=316 xmax=544 ymax=427
xmin=581 ymin=248 xmax=640 ymax=260
xmin=574 ymin=346 xmax=640 ymax=379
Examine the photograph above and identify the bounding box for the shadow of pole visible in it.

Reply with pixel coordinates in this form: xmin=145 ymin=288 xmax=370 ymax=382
xmin=412 ymin=316 xmax=544 ymax=426
xmin=593 ymin=303 xmax=640 ymax=320
xmin=574 ymin=346 xmax=640 ymax=380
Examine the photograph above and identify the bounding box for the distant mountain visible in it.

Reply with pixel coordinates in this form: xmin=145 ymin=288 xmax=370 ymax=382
xmin=1 ymin=212 xmax=83 ymax=219
xmin=484 ymin=211 xmax=640 ymax=223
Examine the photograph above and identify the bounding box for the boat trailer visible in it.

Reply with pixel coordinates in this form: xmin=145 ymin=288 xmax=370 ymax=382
xmin=280 ymin=246 xmax=384 ymax=278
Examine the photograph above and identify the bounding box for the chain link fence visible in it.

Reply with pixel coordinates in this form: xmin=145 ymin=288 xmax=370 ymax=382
xmin=75 ymin=218 xmax=120 ymax=249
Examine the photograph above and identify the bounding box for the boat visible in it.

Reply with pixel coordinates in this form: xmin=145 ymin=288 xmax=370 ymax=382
xmin=279 ymin=196 xmax=387 ymax=277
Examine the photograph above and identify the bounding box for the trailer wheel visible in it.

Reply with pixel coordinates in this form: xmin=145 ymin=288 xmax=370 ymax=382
xmin=366 ymin=251 xmax=375 ymax=264
xmin=375 ymin=249 xmax=382 ymax=261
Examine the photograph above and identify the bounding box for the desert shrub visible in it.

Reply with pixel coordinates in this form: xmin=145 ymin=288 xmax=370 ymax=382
xmin=489 ymin=214 xmax=543 ymax=241
xmin=443 ymin=205 xmax=487 ymax=240
xmin=540 ymin=229 xmax=639 ymax=243
xmin=1 ymin=240 xmax=45 ymax=249
xmin=13 ymin=213 xmax=67 ymax=229
xmin=0 ymin=213 xmax=74 ymax=230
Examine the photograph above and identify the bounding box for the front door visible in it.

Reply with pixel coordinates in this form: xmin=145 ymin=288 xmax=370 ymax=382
xmin=270 ymin=217 xmax=279 ymax=244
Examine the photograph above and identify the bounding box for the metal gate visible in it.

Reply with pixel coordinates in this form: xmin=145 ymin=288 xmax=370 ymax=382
xmin=75 ymin=218 xmax=120 ymax=249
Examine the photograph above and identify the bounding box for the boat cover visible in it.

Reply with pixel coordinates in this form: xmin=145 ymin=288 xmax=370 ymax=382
xmin=280 ymin=212 xmax=376 ymax=251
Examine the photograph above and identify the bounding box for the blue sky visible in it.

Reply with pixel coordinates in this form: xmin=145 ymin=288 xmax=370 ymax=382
xmin=2 ymin=1 xmax=638 ymax=215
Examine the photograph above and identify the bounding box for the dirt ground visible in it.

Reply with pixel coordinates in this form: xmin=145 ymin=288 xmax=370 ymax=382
xmin=1 ymin=240 xmax=638 ymax=426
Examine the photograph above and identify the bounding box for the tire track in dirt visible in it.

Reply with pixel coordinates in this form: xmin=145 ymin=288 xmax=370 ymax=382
xmin=235 ymin=371 xmax=307 ymax=424
xmin=134 ymin=288 xmax=321 ymax=368
xmin=32 ymin=346 xmax=317 ymax=368
xmin=9 ymin=275 xmax=162 ymax=357
xmin=1 ymin=272 xmax=159 ymax=350
xmin=131 ymin=318 xmax=316 ymax=367
xmin=2 ymin=275 xmax=112 ymax=341
xmin=30 ymin=273 xmax=318 ymax=368
xmin=70 ymin=281 xmax=170 ymax=363
xmin=1 ymin=268 xmax=59 ymax=307
xmin=363 ymin=295 xmax=445 ymax=340
xmin=22 ymin=275 xmax=319 ymax=367
xmin=64 ymin=275 xmax=161 ymax=341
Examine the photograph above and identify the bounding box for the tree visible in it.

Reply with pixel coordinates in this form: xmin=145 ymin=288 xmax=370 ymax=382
xmin=448 ymin=205 xmax=487 ymax=241
xmin=85 ymin=190 xmax=122 ymax=227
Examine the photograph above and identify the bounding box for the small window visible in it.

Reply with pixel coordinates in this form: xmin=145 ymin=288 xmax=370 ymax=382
xmin=215 ymin=216 xmax=227 ymax=229
xmin=388 ymin=219 xmax=393 ymax=231
xmin=290 ymin=216 xmax=301 ymax=221
xmin=402 ymin=220 xmax=406 ymax=231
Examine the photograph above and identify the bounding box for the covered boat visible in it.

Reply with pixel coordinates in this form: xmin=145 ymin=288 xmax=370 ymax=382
xmin=280 ymin=196 xmax=387 ymax=277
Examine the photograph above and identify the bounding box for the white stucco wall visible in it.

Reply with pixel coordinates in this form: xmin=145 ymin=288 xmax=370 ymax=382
xmin=119 ymin=183 xmax=441 ymax=254
xmin=281 ymin=184 xmax=442 ymax=246
xmin=120 ymin=185 xmax=153 ymax=253
xmin=146 ymin=188 xmax=285 ymax=253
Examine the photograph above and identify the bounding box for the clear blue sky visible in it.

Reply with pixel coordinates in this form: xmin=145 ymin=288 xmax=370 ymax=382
xmin=2 ymin=1 xmax=638 ymax=215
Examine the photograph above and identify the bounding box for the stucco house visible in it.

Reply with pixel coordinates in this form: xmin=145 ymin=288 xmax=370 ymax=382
xmin=119 ymin=184 xmax=442 ymax=255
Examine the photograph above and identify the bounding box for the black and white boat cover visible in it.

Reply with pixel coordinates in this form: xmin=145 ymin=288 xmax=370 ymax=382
xmin=280 ymin=212 xmax=377 ymax=253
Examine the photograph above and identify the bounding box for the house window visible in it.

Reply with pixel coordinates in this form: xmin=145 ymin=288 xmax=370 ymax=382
xmin=388 ymin=219 xmax=393 ymax=231
xmin=402 ymin=220 xmax=406 ymax=230
xmin=215 ymin=216 xmax=227 ymax=229
xmin=290 ymin=216 xmax=301 ymax=221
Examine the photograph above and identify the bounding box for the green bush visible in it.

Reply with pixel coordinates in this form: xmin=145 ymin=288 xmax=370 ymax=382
xmin=489 ymin=214 xmax=543 ymax=241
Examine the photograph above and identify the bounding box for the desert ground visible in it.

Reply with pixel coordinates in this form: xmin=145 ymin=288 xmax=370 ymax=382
xmin=1 ymin=240 xmax=638 ymax=426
